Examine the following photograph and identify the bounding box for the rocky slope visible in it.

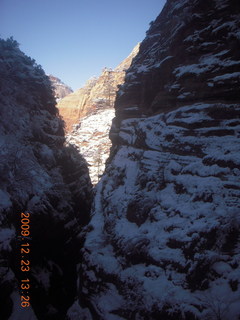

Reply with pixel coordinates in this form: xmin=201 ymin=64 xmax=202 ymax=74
xmin=57 ymin=43 xmax=140 ymax=132
xmin=67 ymin=108 xmax=115 ymax=185
xmin=62 ymin=44 xmax=140 ymax=184
xmin=0 ymin=38 xmax=92 ymax=320
xmin=48 ymin=74 xmax=73 ymax=100
xmin=74 ymin=1 xmax=240 ymax=319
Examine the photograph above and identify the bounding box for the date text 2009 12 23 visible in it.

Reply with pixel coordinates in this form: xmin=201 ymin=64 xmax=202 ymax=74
xmin=20 ymin=212 xmax=31 ymax=308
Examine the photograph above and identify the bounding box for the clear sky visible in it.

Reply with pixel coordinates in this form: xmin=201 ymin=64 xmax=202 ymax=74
xmin=0 ymin=0 xmax=166 ymax=91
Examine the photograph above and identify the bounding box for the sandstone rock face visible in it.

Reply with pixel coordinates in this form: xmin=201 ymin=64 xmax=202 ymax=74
xmin=67 ymin=108 xmax=115 ymax=185
xmin=57 ymin=44 xmax=140 ymax=132
xmin=61 ymin=44 xmax=139 ymax=184
xmin=48 ymin=74 xmax=73 ymax=100
xmin=75 ymin=1 xmax=240 ymax=319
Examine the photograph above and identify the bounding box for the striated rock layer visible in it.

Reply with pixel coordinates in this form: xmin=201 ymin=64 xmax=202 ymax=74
xmin=114 ymin=0 xmax=240 ymax=120
xmin=57 ymin=44 xmax=140 ymax=132
xmin=74 ymin=1 xmax=240 ymax=319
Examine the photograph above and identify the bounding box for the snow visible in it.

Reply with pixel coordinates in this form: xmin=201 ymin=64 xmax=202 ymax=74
xmin=0 ymin=228 xmax=15 ymax=251
xmin=174 ymin=62 xmax=213 ymax=77
xmin=83 ymin=100 xmax=240 ymax=319
xmin=153 ymin=55 xmax=173 ymax=68
xmin=216 ymin=0 xmax=229 ymax=10
xmin=177 ymin=92 xmax=191 ymax=99
xmin=211 ymin=72 xmax=240 ymax=82
xmin=231 ymin=30 xmax=240 ymax=40
xmin=207 ymin=82 xmax=214 ymax=87
xmin=174 ymin=54 xmax=240 ymax=78
xmin=78 ymin=0 xmax=240 ymax=317
xmin=95 ymin=283 xmax=125 ymax=318
xmin=214 ymin=49 xmax=230 ymax=57
xmin=0 ymin=189 xmax=12 ymax=210
xmin=171 ymin=0 xmax=189 ymax=11
xmin=212 ymin=21 xmax=236 ymax=33
xmin=212 ymin=261 xmax=232 ymax=275
xmin=8 ymin=292 xmax=38 ymax=320
xmin=67 ymin=108 xmax=115 ymax=185
xmin=67 ymin=301 xmax=92 ymax=320
xmin=0 ymin=37 xmax=93 ymax=319
xmin=136 ymin=65 xmax=150 ymax=73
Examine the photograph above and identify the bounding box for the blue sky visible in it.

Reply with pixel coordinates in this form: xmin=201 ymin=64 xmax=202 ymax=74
xmin=1 ymin=0 xmax=166 ymax=90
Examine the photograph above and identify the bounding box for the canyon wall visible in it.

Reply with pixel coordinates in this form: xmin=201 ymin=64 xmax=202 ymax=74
xmin=57 ymin=44 xmax=140 ymax=132
xmin=74 ymin=1 xmax=240 ymax=319
xmin=60 ymin=44 xmax=140 ymax=184
xmin=0 ymin=38 xmax=92 ymax=320
xmin=67 ymin=108 xmax=115 ymax=185
xmin=48 ymin=74 xmax=73 ymax=100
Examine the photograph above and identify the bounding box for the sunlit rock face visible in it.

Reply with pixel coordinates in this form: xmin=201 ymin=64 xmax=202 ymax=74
xmin=67 ymin=108 xmax=115 ymax=185
xmin=57 ymin=43 xmax=140 ymax=133
xmin=62 ymin=44 xmax=139 ymax=184
xmin=72 ymin=1 xmax=240 ymax=319
xmin=0 ymin=38 xmax=92 ymax=320
xmin=48 ymin=74 xmax=73 ymax=100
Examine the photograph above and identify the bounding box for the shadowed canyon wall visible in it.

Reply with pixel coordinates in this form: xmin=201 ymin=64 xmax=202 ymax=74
xmin=0 ymin=38 xmax=92 ymax=320
xmin=73 ymin=1 xmax=240 ymax=319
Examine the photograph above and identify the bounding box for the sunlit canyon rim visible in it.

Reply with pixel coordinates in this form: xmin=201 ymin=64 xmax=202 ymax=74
xmin=0 ymin=0 xmax=240 ymax=319
xmin=57 ymin=44 xmax=139 ymax=185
